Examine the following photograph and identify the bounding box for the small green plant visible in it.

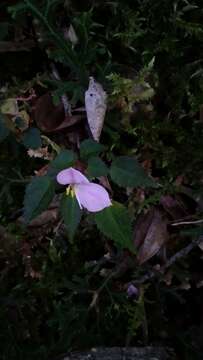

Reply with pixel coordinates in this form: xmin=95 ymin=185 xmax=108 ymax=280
xmin=0 ymin=0 xmax=203 ymax=359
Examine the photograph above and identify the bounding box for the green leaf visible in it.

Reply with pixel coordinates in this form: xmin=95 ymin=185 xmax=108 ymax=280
xmin=80 ymin=139 xmax=105 ymax=160
xmin=23 ymin=176 xmax=55 ymax=223
xmin=22 ymin=127 xmax=42 ymax=149
xmin=110 ymin=156 xmax=156 ymax=188
xmin=87 ymin=156 xmax=109 ymax=177
xmin=94 ymin=202 xmax=134 ymax=252
xmin=60 ymin=193 xmax=82 ymax=242
xmin=48 ymin=150 xmax=77 ymax=178
xmin=50 ymin=150 xmax=77 ymax=170
xmin=0 ymin=115 xmax=10 ymax=142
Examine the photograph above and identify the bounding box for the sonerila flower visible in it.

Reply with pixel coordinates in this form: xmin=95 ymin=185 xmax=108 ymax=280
xmin=57 ymin=167 xmax=111 ymax=212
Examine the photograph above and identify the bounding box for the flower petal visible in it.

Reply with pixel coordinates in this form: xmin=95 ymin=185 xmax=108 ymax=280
xmin=74 ymin=183 xmax=111 ymax=212
xmin=57 ymin=167 xmax=89 ymax=185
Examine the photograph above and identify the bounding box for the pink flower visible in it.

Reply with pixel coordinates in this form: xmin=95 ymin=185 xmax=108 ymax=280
xmin=57 ymin=167 xmax=112 ymax=212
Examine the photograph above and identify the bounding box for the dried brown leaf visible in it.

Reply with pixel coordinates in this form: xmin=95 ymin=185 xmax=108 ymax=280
xmin=134 ymin=208 xmax=168 ymax=264
xmin=34 ymin=93 xmax=83 ymax=133
xmin=27 ymin=208 xmax=58 ymax=228
xmin=160 ymin=195 xmax=188 ymax=220
xmin=133 ymin=208 xmax=155 ymax=249
xmin=85 ymin=77 xmax=107 ymax=141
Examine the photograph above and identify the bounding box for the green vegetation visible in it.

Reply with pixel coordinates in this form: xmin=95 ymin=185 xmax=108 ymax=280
xmin=0 ymin=1 xmax=203 ymax=359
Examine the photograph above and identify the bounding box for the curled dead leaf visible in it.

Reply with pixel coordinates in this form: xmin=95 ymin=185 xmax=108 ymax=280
xmin=134 ymin=207 xmax=168 ymax=265
xmin=34 ymin=93 xmax=83 ymax=133
xmin=133 ymin=208 xmax=155 ymax=249
xmin=27 ymin=208 xmax=58 ymax=228
xmin=85 ymin=77 xmax=107 ymax=141
xmin=160 ymin=195 xmax=188 ymax=220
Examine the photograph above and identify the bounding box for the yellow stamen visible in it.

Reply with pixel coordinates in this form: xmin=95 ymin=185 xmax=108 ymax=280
xmin=70 ymin=187 xmax=75 ymax=198
xmin=66 ymin=186 xmax=70 ymax=196
xmin=66 ymin=185 xmax=75 ymax=198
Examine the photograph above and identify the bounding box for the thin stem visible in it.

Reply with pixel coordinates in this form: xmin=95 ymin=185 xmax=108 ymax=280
xmin=132 ymin=237 xmax=202 ymax=285
xmin=24 ymin=0 xmax=79 ymax=73
xmin=171 ymin=219 xmax=203 ymax=226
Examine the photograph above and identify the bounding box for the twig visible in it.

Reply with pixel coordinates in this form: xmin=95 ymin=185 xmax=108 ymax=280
xmin=132 ymin=237 xmax=202 ymax=285
xmin=89 ymin=255 xmax=134 ymax=309
xmin=51 ymin=63 xmax=71 ymax=116
xmin=89 ymin=271 xmax=115 ymax=309
xmin=171 ymin=219 xmax=203 ymax=226
xmin=163 ymin=238 xmax=202 ymax=269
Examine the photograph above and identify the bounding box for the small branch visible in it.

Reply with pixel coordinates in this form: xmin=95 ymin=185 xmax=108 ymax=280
xmin=89 ymin=271 xmax=115 ymax=309
xmin=132 ymin=237 xmax=202 ymax=285
xmin=171 ymin=219 xmax=203 ymax=226
xmin=51 ymin=63 xmax=71 ymax=116
xmin=163 ymin=238 xmax=202 ymax=269
xmin=89 ymin=255 xmax=134 ymax=309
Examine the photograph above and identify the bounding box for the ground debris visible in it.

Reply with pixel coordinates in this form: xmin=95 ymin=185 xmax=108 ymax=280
xmin=62 ymin=347 xmax=176 ymax=360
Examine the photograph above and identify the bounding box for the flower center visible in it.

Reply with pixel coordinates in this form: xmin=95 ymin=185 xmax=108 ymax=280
xmin=66 ymin=185 xmax=75 ymax=197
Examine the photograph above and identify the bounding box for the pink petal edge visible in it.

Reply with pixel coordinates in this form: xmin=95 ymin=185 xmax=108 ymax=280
xmin=74 ymin=182 xmax=112 ymax=212
xmin=56 ymin=167 xmax=89 ymax=185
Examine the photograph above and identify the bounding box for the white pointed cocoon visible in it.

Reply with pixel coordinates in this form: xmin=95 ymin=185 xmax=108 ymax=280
xmin=85 ymin=77 xmax=107 ymax=142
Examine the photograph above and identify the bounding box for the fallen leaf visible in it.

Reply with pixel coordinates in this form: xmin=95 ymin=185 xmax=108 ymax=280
xmin=34 ymin=93 xmax=83 ymax=132
xmin=85 ymin=77 xmax=107 ymax=141
xmin=160 ymin=195 xmax=188 ymax=220
xmin=133 ymin=208 xmax=155 ymax=248
xmin=27 ymin=208 xmax=58 ymax=227
xmin=134 ymin=207 xmax=168 ymax=264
